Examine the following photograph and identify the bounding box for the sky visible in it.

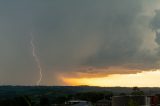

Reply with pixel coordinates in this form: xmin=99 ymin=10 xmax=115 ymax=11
xmin=1 ymin=0 xmax=160 ymax=86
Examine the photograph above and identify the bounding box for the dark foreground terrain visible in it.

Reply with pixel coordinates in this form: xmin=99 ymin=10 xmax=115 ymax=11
xmin=0 ymin=86 xmax=160 ymax=106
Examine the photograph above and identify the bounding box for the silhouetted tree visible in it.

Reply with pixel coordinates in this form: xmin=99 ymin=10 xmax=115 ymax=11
xmin=131 ymin=87 xmax=144 ymax=95
xmin=40 ymin=96 xmax=50 ymax=106
xmin=74 ymin=91 xmax=113 ymax=103
xmin=14 ymin=96 xmax=32 ymax=106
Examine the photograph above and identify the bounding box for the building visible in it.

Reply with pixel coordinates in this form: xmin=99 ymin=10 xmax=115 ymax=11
xmin=149 ymin=95 xmax=159 ymax=106
xmin=112 ymin=95 xmax=150 ymax=106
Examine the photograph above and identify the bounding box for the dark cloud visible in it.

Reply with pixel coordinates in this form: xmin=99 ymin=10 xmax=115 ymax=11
xmin=151 ymin=10 xmax=160 ymax=47
xmin=0 ymin=0 xmax=159 ymax=85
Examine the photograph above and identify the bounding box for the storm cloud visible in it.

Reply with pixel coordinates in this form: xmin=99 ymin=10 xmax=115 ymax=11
xmin=0 ymin=0 xmax=160 ymax=85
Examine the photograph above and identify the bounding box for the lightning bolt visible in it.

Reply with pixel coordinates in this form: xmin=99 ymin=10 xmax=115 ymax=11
xmin=30 ymin=33 xmax=42 ymax=85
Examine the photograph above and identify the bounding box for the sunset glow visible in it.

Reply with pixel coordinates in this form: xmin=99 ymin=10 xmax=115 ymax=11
xmin=62 ymin=70 xmax=160 ymax=87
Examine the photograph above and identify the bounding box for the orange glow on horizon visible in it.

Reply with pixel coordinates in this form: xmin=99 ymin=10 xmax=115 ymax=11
xmin=62 ymin=70 xmax=160 ymax=87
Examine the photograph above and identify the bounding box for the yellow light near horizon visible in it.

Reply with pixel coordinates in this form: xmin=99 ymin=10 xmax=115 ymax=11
xmin=62 ymin=70 xmax=160 ymax=87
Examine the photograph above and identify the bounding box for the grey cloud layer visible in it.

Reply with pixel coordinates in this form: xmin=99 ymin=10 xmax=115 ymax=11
xmin=0 ymin=0 xmax=159 ymax=85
